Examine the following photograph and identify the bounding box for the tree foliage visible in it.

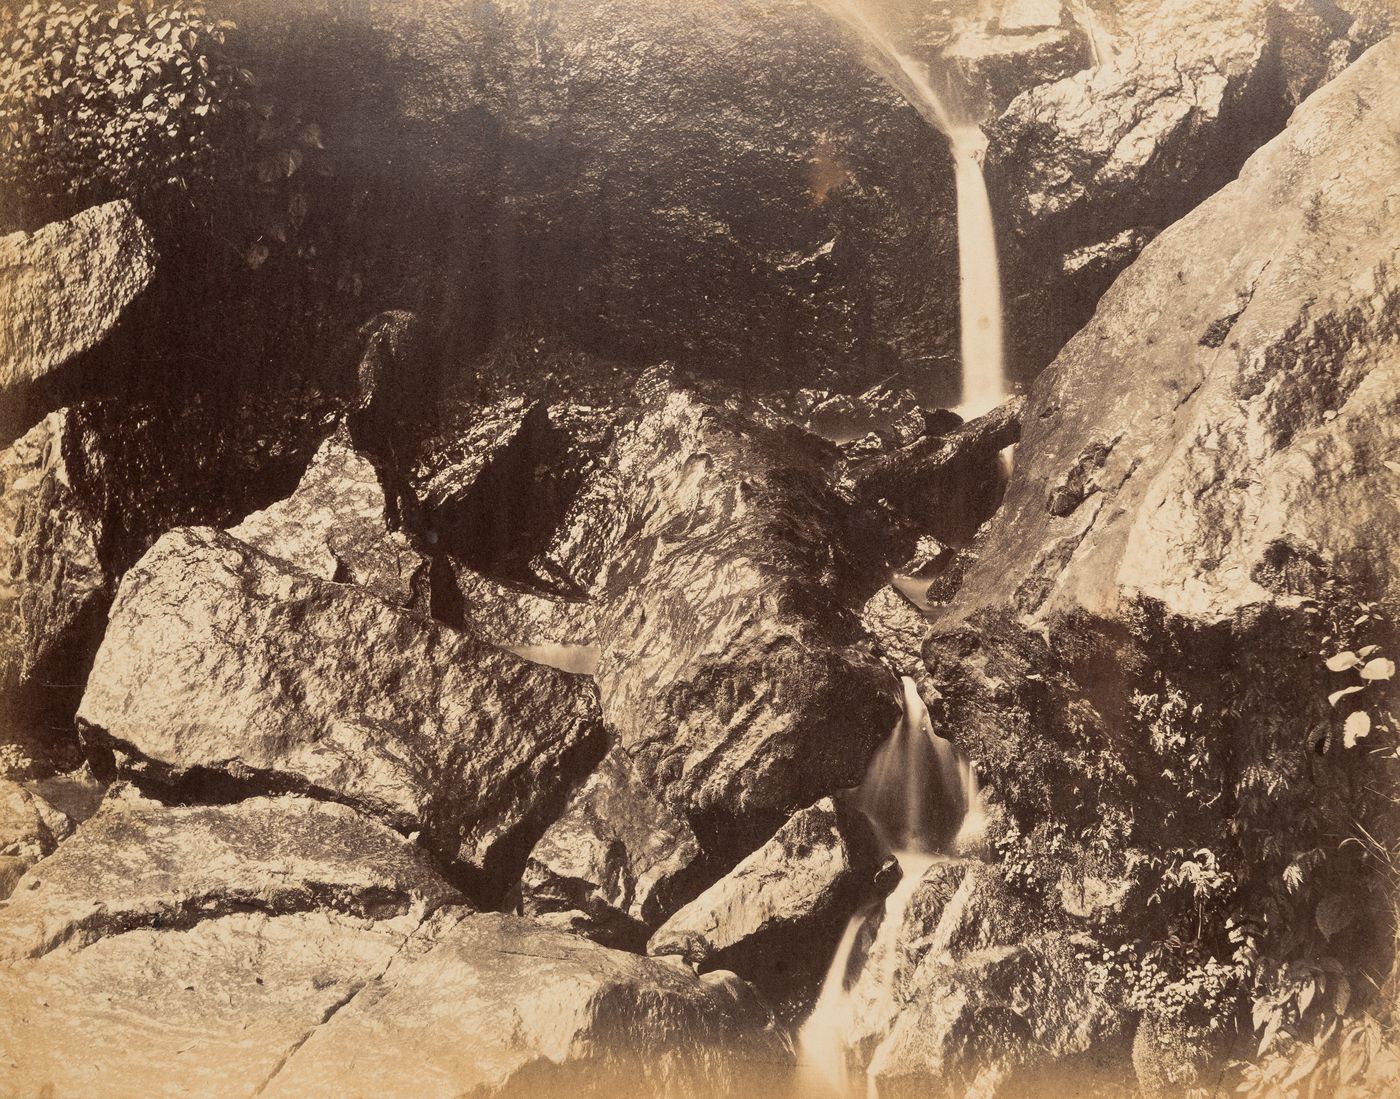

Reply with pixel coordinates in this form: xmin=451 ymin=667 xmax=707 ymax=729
xmin=0 ymin=2 xmax=251 ymax=226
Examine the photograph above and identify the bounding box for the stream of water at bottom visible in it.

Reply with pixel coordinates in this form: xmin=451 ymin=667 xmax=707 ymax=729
xmin=794 ymin=676 xmax=986 ymax=1098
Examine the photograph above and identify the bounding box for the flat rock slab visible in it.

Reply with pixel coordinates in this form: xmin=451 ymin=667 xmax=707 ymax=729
xmin=0 ymin=200 xmax=156 ymax=394
xmin=0 ymin=909 xmax=428 ymax=1099
xmin=261 ymin=910 xmax=790 ymax=1099
xmin=76 ymin=527 xmax=606 ymax=891
xmin=0 ymin=792 xmax=460 ymax=961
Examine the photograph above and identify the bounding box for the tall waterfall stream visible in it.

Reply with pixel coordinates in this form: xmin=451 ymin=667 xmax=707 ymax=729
xmin=798 ymin=4 xmax=1010 ymax=1093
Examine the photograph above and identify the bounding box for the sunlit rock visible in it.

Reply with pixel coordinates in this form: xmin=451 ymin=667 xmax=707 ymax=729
xmin=0 ymin=201 xmax=156 ymax=396
xmin=545 ymin=380 xmax=900 ymax=868
xmin=0 ymin=789 xmax=460 ymax=961
xmin=521 ymin=747 xmax=702 ymax=949
xmin=76 ymin=526 xmax=606 ymax=895
xmin=0 ymin=910 xmax=427 ymax=1099
xmin=258 ymin=910 xmax=791 ymax=1099
xmin=647 ymin=797 xmax=885 ymax=1001
xmin=230 ymin=423 xmax=429 ymax=609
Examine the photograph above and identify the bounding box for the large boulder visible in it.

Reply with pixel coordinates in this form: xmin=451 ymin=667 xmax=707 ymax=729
xmin=524 ymin=383 xmax=900 ymax=928
xmin=647 ymin=797 xmax=886 ymax=1001
xmin=0 ymin=201 xmax=156 ymax=397
xmin=988 ymin=0 xmax=1393 ymax=382
xmin=76 ymin=526 xmax=607 ymax=896
xmin=0 ymin=790 xmax=461 ymax=961
xmin=0 ymin=412 xmax=107 ymax=752
xmin=953 ymin=33 xmax=1400 ymax=630
xmin=258 ymin=910 xmax=790 ymax=1099
xmin=0 ymin=394 xmax=328 ymax=778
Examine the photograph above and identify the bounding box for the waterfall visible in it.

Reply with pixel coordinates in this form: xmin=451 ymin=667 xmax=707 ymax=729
xmin=1071 ymin=1 xmax=1116 ymax=71
xmin=814 ymin=0 xmax=1007 ymax=418
xmin=796 ymin=677 xmax=985 ymax=1097
xmin=949 ymin=128 xmax=1004 ymax=419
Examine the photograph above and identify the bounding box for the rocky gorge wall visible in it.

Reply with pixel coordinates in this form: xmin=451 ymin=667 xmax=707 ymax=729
xmin=2 ymin=2 xmax=1400 ymax=1097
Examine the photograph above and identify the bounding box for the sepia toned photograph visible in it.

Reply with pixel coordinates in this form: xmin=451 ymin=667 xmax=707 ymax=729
xmin=1 ymin=0 xmax=1397 ymax=1096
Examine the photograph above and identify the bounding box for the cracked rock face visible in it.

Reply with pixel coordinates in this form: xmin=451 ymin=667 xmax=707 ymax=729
xmin=521 ymin=747 xmax=702 ymax=948
xmin=259 ymin=909 xmax=789 ymax=1099
xmin=988 ymin=0 xmax=1392 ymax=381
xmin=545 ymin=385 xmax=900 ymax=876
xmin=0 ymin=200 xmax=156 ymax=395
xmin=0 ymin=791 xmax=461 ymax=961
xmin=76 ymin=526 xmax=606 ymax=893
xmin=0 ymin=908 xmax=437 ymax=1099
xmin=959 ymin=34 xmax=1400 ymax=627
xmin=0 ymin=411 xmax=107 ymax=709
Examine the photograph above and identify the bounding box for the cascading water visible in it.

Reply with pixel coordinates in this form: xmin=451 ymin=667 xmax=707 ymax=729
xmin=796 ymin=677 xmax=985 ymax=1097
xmin=814 ymin=0 xmax=1007 ymax=418
xmin=793 ymin=13 xmax=1002 ymax=1092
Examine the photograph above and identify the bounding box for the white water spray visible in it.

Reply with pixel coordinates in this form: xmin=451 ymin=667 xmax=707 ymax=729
xmin=796 ymin=677 xmax=985 ymax=1097
xmin=815 ymin=0 xmax=1007 ymax=418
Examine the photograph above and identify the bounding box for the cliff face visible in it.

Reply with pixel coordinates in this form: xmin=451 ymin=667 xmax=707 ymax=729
xmin=193 ymin=0 xmax=1387 ymax=402
xmin=889 ymin=34 xmax=1400 ymax=1093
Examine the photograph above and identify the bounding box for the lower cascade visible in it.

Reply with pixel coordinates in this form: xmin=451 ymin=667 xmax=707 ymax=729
xmin=797 ymin=677 xmax=986 ymax=1097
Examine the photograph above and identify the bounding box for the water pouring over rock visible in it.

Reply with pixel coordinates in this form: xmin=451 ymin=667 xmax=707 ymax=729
xmin=815 ymin=0 xmax=1008 ymax=418
xmin=797 ymin=677 xmax=985 ymax=1097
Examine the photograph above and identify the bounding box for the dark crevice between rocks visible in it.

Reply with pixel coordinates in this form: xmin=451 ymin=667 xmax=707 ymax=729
xmin=416 ymin=402 xmax=595 ymax=596
xmin=80 ymin=713 xmax=610 ymax=915
xmin=443 ymin=723 xmax=612 ymax=912
xmin=20 ymin=883 xmax=444 ymax=963
xmin=0 ymin=596 xmax=107 ymax=779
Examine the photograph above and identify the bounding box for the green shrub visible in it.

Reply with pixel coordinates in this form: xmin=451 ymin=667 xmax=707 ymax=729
xmin=0 ymin=2 xmax=253 ymax=227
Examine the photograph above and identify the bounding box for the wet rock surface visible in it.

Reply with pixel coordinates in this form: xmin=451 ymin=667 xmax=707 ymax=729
xmin=553 ymin=383 xmax=901 ymax=863
xmin=0 ymin=200 xmax=156 ymax=396
xmin=879 ymin=32 xmax=1400 ymax=1095
xmin=76 ymin=526 xmax=606 ymax=895
xmin=229 ymin=423 xmax=429 ymax=609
